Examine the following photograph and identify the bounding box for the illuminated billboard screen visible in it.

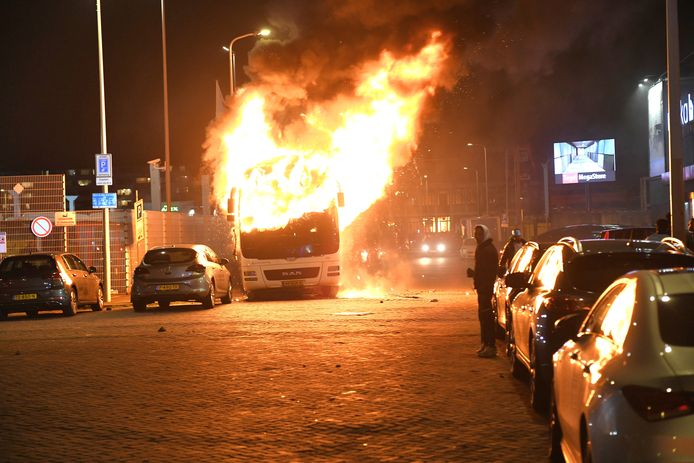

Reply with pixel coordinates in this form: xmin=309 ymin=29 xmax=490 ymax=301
xmin=553 ymin=138 xmax=616 ymax=184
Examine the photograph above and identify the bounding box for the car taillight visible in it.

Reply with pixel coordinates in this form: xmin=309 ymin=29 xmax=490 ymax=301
xmin=134 ymin=267 xmax=149 ymax=279
xmin=622 ymin=385 xmax=694 ymax=421
xmin=186 ymin=263 xmax=206 ymax=274
xmin=48 ymin=271 xmax=64 ymax=288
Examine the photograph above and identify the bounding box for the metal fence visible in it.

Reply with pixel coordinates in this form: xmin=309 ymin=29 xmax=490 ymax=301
xmin=0 ymin=174 xmax=234 ymax=295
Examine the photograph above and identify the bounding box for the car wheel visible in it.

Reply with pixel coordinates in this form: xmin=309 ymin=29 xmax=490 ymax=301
xmin=159 ymin=301 xmax=170 ymax=309
xmin=91 ymin=286 xmax=105 ymax=311
xmin=132 ymin=300 xmax=147 ymax=312
xmin=530 ymin=340 xmax=549 ymax=414
xmin=509 ymin=333 xmax=525 ymax=379
xmin=63 ymin=288 xmax=78 ymax=316
xmin=549 ymin=390 xmax=565 ymax=462
xmin=504 ymin=312 xmax=513 ymax=357
xmin=220 ymin=283 xmax=232 ymax=304
xmin=581 ymin=422 xmax=593 ymax=463
xmin=201 ymin=288 xmax=215 ymax=309
xmin=321 ymin=286 xmax=339 ymax=298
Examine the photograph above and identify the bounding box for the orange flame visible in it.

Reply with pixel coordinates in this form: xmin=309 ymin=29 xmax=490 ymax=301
xmin=205 ymin=31 xmax=450 ymax=233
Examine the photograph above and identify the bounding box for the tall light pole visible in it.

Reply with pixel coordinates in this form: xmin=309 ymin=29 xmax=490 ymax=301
xmin=666 ymin=0 xmax=685 ymax=240
xmin=95 ymin=0 xmax=111 ymax=302
xmin=223 ymin=29 xmax=270 ymax=96
xmin=467 ymin=143 xmax=489 ymax=216
xmin=160 ymin=0 xmax=172 ymax=212
xmin=463 ymin=167 xmax=480 ymax=216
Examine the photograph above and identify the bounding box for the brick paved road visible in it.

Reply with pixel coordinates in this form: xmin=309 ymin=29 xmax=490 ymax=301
xmin=0 ymin=291 xmax=548 ymax=462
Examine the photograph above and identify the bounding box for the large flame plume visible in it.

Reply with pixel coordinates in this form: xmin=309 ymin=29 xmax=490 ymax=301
xmin=204 ymin=31 xmax=450 ymax=233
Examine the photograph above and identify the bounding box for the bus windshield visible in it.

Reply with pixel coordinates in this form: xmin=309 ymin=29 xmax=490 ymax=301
xmin=240 ymin=206 xmax=339 ymax=259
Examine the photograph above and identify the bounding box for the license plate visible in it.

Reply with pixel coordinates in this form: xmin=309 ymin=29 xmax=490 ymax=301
xmin=156 ymin=284 xmax=180 ymax=291
xmin=281 ymin=280 xmax=305 ymax=287
xmin=13 ymin=293 xmax=38 ymax=301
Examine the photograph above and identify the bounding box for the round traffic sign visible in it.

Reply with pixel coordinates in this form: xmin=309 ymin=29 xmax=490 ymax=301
xmin=31 ymin=216 xmax=53 ymax=238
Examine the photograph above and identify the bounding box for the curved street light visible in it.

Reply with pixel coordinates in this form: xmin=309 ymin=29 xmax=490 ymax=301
xmin=223 ymin=29 xmax=270 ymax=96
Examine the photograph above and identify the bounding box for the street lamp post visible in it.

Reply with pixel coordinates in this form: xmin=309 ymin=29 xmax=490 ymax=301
xmin=224 ymin=29 xmax=270 ymax=96
xmin=467 ymin=143 xmax=489 ymax=216
xmin=463 ymin=167 xmax=480 ymax=216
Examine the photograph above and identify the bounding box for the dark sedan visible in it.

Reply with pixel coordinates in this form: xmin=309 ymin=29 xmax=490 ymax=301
xmin=0 ymin=253 xmax=104 ymax=319
xmin=507 ymin=237 xmax=694 ymax=413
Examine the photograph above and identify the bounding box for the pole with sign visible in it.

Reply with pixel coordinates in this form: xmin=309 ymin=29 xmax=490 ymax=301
xmin=96 ymin=0 xmax=112 ymax=302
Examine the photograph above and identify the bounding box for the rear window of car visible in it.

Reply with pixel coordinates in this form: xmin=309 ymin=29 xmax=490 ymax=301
xmin=143 ymin=248 xmax=197 ymax=265
xmin=0 ymin=255 xmax=57 ymax=275
xmin=658 ymin=294 xmax=694 ymax=346
xmin=565 ymin=253 xmax=694 ymax=293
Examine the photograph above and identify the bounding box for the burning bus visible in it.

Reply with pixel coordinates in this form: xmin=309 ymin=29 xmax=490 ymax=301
xmin=204 ymin=31 xmax=452 ymax=299
xmin=227 ymin=188 xmax=344 ymax=299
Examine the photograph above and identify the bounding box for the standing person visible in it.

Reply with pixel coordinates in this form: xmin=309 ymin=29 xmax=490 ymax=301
xmin=466 ymin=224 xmax=499 ymax=358
xmin=498 ymin=228 xmax=526 ymax=276
xmin=686 ymin=218 xmax=694 ymax=252
xmin=646 ymin=218 xmax=670 ymax=241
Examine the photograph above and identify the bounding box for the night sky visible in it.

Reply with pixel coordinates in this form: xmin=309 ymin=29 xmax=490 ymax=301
xmin=2 ymin=0 xmax=693 ymax=186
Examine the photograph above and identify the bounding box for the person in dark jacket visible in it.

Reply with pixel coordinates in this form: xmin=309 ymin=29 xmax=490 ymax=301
xmin=466 ymin=224 xmax=499 ymax=358
xmin=498 ymin=228 xmax=526 ymax=276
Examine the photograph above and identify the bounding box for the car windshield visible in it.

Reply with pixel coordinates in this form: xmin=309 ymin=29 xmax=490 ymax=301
xmin=565 ymin=253 xmax=694 ymax=293
xmin=658 ymin=293 xmax=694 ymax=346
xmin=144 ymin=248 xmax=197 ymax=265
xmin=0 ymin=255 xmax=57 ymax=276
xmin=240 ymin=207 xmax=339 ymax=259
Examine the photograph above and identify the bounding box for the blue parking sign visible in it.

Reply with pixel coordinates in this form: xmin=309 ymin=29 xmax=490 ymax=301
xmin=95 ymin=154 xmax=112 ymax=177
xmin=92 ymin=193 xmax=117 ymax=209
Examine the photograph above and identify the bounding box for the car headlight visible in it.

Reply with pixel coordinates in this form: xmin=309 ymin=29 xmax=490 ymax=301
xmin=436 ymin=243 xmax=446 ymax=252
xmin=421 ymin=244 xmax=430 ymax=252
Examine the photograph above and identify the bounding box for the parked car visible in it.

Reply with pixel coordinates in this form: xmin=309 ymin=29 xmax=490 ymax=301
xmin=599 ymin=226 xmax=655 ymax=240
xmin=534 ymin=224 xmax=623 ymax=242
xmin=493 ymin=241 xmax=550 ymax=345
xmin=0 ymin=253 xmax=104 ymax=319
xmin=131 ymin=244 xmax=232 ymax=311
xmin=550 ymin=267 xmax=694 ymax=463
xmin=507 ymin=237 xmax=694 ymax=412
xmin=459 ymin=237 xmax=477 ymax=259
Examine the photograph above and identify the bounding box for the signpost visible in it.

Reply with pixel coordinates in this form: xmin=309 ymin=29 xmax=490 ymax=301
xmin=95 ymin=153 xmax=113 ymax=186
xmin=31 ymin=216 xmax=53 ymax=238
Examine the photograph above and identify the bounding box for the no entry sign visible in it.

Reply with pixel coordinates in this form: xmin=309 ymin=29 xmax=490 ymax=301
xmin=31 ymin=216 xmax=53 ymax=238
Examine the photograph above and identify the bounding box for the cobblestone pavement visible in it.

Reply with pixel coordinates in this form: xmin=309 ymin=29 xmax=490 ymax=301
xmin=0 ymin=290 xmax=548 ymax=462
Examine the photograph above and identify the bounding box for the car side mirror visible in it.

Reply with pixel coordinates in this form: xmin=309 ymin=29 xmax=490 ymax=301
xmin=88 ymin=266 xmax=97 ymax=274
xmin=554 ymin=310 xmax=589 ymax=342
xmin=219 ymin=258 xmax=229 ymax=266
xmin=505 ymin=271 xmax=530 ymax=288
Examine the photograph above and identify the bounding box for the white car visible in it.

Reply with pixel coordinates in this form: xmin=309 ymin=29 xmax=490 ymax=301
xmin=550 ymin=267 xmax=694 ymax=463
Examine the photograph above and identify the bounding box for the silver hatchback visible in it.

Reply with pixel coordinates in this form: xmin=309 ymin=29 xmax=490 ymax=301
xmin=130 ymin=244 xmax=232 ymax=311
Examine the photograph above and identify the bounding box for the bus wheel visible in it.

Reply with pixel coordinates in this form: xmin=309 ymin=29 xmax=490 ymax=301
xmin=322 ymin=286 xmax=339 ymax=298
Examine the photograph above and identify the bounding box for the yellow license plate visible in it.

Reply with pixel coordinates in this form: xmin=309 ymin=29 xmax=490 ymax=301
xmin=13 ymin=293 xmax=38 ymax=301
xmin=281 ymin=280 xmax=305 ymax=287
xmin=156 ymin=284 xmax=180 ymax=291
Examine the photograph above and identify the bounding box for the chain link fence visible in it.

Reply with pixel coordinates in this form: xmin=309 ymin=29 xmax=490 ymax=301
xmin=0 ymin=174 xmax=234 ymax=295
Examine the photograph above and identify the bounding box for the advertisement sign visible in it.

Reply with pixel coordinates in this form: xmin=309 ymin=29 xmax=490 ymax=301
xmin=0 ymin=232 xmax=6 ymax=253
xmin=92 ymin=193 xmax=117 ymax=209
xmin=553 ymin=138 xmax=616 ymax=185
